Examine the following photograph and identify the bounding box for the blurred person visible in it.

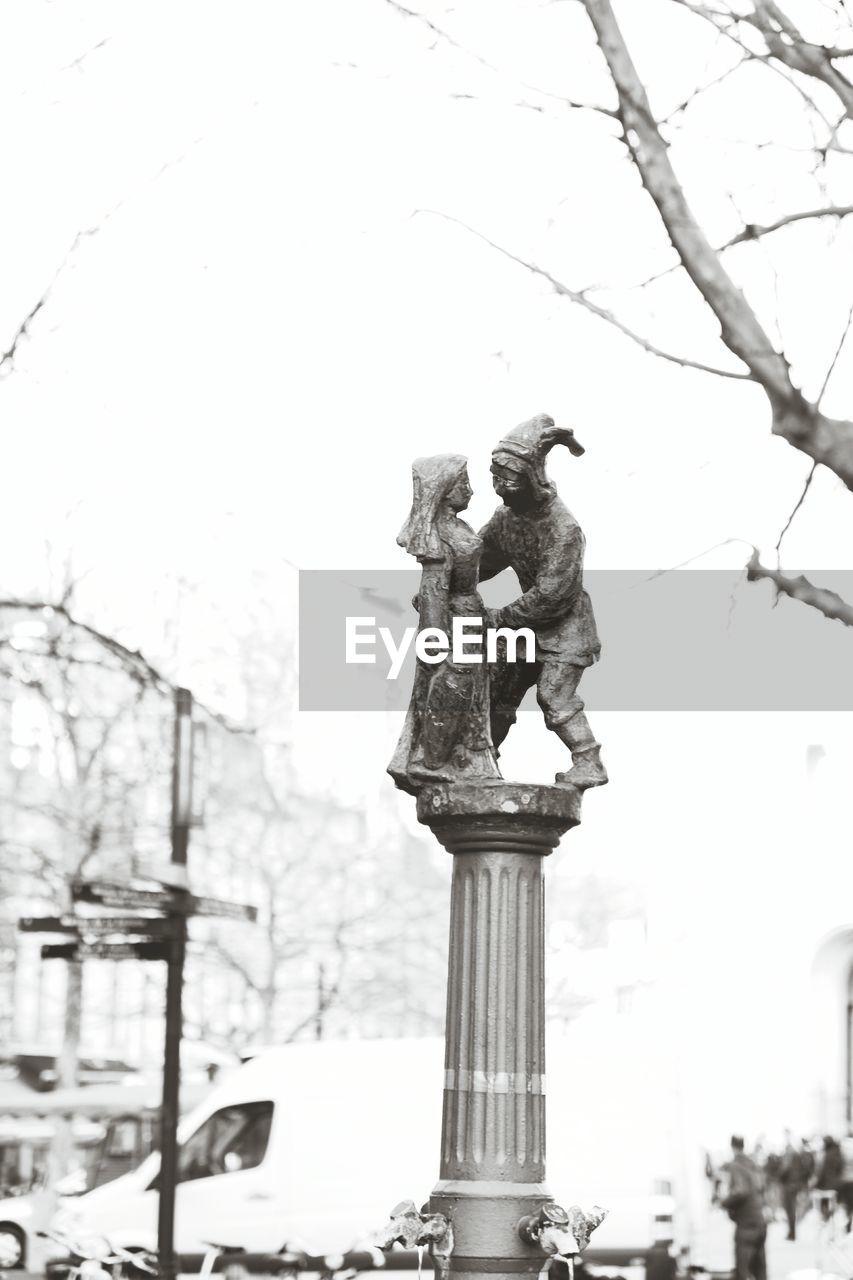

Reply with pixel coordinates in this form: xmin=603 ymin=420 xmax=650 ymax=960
xmin=763 ymin=1145 xmax=782 ymax=1219
xmin=704 ymin=1151 xmax=719 ymax=1205
xmin=779 ymin=1130 xmax=810 ymax=1240
xmin=801 ymin=1137 xmax=816 ymax=1184
xmin=751 ymin=1140 xmax=769 ymax=1198
xmin=722 ymin=1135 xmax=767 ymax=1280
xmin=839 ymin=1130 xmax=853 ymax=1233
xmin=815 ymin=1136 xmax=843 ymax=1222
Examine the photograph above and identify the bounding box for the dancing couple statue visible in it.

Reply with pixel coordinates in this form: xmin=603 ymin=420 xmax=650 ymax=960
xmin=388 ymin=413 xmax=607 ymax=797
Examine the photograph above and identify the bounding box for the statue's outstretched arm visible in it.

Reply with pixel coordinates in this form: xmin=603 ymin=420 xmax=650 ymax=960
xmin=496 ymin=528 xmax=584 ymax=631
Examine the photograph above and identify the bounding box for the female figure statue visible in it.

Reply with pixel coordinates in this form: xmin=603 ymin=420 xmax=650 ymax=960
xmin=388 ymin=454 xmax=501 ymax=795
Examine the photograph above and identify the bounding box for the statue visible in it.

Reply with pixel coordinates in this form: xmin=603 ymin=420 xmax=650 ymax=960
xmin=388 ymin=454 xmax=501 ymax=796
xmin=478 ymin=413 xmax=607 ymax=791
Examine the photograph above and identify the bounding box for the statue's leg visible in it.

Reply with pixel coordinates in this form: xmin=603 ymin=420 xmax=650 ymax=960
xmin=489 ymin=653 xmax=539 ymax=753
xmin=537 ymin=660 xmax=608 ymax=789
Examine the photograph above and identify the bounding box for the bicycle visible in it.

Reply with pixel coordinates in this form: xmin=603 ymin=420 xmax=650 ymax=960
xmin=38 ymin=1228 xmax=158 ymax=1280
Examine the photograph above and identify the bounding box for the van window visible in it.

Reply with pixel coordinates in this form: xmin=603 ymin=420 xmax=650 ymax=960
xmin=148 ymin=1102 xmax=273 ymax=1188
xmin=106 ymin=1119 xmax=140 ymax=1158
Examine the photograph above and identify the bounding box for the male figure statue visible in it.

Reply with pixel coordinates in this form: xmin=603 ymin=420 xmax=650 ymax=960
xmin=478 ymin=413 xmax=607 ymax=790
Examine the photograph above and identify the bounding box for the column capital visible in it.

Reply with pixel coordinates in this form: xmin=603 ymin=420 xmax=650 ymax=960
xmin=417 ymin=782 xmax=581 ymax=856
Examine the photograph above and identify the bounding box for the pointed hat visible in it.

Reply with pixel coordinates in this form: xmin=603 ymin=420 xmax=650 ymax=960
xmin=492 ymin=413 xmax=584 ymax=500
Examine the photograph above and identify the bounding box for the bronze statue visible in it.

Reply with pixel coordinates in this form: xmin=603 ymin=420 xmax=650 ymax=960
xmin=388 ymin=454 xmax=501 ymax=796
xmin=479 ymin=414 xmax=607 ymax=791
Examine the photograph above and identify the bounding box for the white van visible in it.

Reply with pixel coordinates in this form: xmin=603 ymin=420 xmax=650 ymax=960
xmin=54 ymin=1033 xmax=682 ymax=1273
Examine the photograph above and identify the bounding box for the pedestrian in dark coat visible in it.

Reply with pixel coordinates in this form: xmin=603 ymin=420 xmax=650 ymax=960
xmin=816 ymin=1136 xmax=843 ymax=1221
xmin=722 ymin=1136 xmax=767 ymax=1280
xmin=839 ymin=1131 xmax=853 ymax=1232
xmin=779 ymin=1132 xmax=809 ymax=1240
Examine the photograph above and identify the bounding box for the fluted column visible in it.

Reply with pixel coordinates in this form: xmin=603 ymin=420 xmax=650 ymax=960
xmin=441 ymin=852 xmax=545 ymax=1181
xmin=418 ymin=782 xmax=580 ymax=1280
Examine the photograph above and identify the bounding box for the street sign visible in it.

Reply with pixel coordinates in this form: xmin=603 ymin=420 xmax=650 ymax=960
xmin=71 ymin=880 xmax=178 ymax=912
xmin=70 ymin=881 xmax=257 ymax=923
xmin=189 ymin=895 xmax=258 ymax=923
xmin=41 ymin=943 xmax=81 ymax=961
xmin=18 ymin=917 xmax=79 ymax=934
xmin=20 ymin=914 xmax=179 ymax=937
xmin=41 ymin=940 xmax=170 ymax=962
xmin=74 ymin=916 xmax=179 ymax=938
xmin=81 ymin=941 xmax=171 ymax=961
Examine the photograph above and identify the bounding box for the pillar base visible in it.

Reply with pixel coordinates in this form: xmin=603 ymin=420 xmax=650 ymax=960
xmin=430 ymin=1181 xmax=551 ymax=1280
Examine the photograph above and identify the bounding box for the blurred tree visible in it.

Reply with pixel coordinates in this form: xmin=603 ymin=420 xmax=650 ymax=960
xmin=182 ymin=616 xmax=449 ymax=1047
xmin=0 ymin=590 xmax=451 ymax=1181
xmin=0 ymin=594 xmax=174 ymax=1174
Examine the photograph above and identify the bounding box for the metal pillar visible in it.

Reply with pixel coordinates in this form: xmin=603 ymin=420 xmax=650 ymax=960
xmin=419 ymin=782 xmax=580 ymax=1280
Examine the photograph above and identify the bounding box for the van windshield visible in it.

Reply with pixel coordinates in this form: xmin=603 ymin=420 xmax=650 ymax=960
xmin=148 ymin=1101 xmax=274 ymax=1188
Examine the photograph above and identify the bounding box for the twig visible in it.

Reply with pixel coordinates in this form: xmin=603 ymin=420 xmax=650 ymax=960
xmin=417 ymin=208 xmax=751 ymax=379
xmin=775 ymin=462 xmax=817 ymax=557
xmin=719 ymin=204 xmax=853 ymax=249
xmin=383 ymin=0 xmax=618 ymax=116
xmin=818 ymin=298 xmax=853 ymax=403
xmin=746 ymin=550 xmax=853 ymax=626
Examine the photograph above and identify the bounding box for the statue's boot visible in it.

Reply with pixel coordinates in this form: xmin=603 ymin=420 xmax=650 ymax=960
xmin=552 ymin=709 xmax=608 ymax=790
xmin=555 ymin=743 xmax=608 ymax=790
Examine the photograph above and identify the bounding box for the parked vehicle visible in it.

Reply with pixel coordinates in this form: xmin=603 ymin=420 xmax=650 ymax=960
xmin=0 ymin=1085 xmax=211 ymax=1267
xmin=0 ymin=1187 xmax=56 ymax=1270
xmin=0 ymin=1053 xmax=140 ymax=1095
xmin=53 ymin=1033 xmax=684 ymax=1278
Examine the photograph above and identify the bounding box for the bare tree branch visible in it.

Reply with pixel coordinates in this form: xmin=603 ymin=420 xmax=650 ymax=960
xmin=818 ymin=297 xmax=853 ymax=401
xmin=60 ymin=37 xmax=111 ymax=75
xmin=0 ymin=597 xmax=251 ymax=734
xmin=775 ymin=461 xmax=818 ymax=555
xmin=741 ymin=0 xmax=853 ymax=116
xmin=418 ymin=209 xmax=751 ymax=379
xmin=1 ymin=141 xmax=203 ymax=378
xmin=384 ymin=0 xmax=618 ymax=117
xmin=746 ymin=550 xmax=853 ymax=624
xmin=662 ymin=51 xmax=755 ymax=121
xmin=718 ymin=204 xmax=853 ymax=248
xmin=581 ymin=0 xmax=853 ymax=489
xmin=0 ymin=228 xmax=101 ymax=376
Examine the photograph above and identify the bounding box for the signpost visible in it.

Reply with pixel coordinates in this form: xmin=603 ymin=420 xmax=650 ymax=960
xmin=41 ymin=941 xmax=172 ymax=962
xmin=19 ymin=687 xmax=256 ymax=1280
xmin=70 ymin=883 xmax=258 ymax=922
xmin=71 ymin=883 xmax=178 ymax=911
xmin=21 ymin=915 xmax=181 ymax=937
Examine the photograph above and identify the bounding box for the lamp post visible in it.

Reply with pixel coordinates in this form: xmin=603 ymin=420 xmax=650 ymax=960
xmin=157 ymin=688 xmax=197 ymax=1280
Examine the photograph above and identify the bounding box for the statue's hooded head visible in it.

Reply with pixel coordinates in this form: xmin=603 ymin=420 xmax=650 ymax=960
xmin=491 ymin=413 xmax=584 ymax=508
xmin=397 ymin=454 xmax=470 ymax=560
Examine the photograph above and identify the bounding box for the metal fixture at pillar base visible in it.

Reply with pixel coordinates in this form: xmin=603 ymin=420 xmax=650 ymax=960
xmin=411 ymin=781 xmax=591 ymax=1280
